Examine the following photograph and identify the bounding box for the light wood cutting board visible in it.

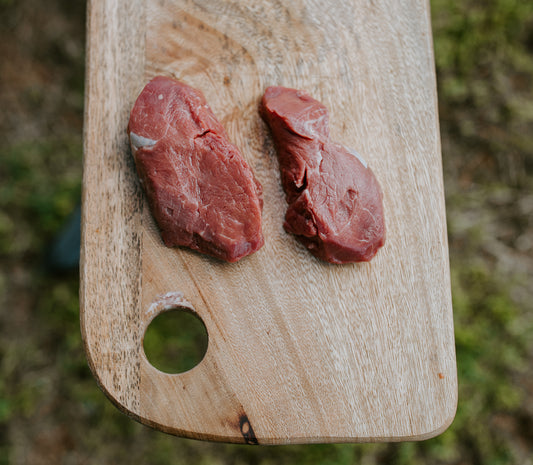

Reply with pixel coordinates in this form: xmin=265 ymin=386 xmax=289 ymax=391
xmin=81 ymin=0 xmax=457 ymax=444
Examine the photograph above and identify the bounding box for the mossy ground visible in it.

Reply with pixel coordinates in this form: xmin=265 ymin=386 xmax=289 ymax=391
xmin=1 ymin=0 xmax=532 ymax=463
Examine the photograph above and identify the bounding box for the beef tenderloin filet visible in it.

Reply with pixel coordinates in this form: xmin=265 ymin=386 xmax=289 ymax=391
xmin=128 ymin=76 xmax=264 ymax=262
xmin=260 ymin=86 xmax=385 ymax=264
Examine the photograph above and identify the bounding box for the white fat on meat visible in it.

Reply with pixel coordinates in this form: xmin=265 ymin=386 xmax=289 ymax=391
xmin=129 ymin=131 xmax=158 ymax=153
xmin=343 ymin=145 xmax=368 ymax=168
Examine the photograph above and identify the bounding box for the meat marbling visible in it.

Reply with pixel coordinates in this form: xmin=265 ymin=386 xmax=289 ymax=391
xmin=260 ymin=86 xmax=385 ymax=264
xmin=128 ymin=76 xmax=264 ymax=262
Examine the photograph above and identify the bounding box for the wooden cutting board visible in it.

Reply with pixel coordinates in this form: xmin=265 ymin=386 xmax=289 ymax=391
xmin=81 ymin=0 xmax=457 ymax=444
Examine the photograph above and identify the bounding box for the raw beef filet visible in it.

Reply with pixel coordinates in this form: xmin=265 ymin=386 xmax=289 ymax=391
xmin=260 ymin=86 xmax=385 ymax=264
xmin=128 ymin=76 xmax=264 ymax=262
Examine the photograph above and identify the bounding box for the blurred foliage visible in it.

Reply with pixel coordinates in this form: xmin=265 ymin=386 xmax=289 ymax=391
xmin=1 ymin=0 xmax=533 ymax=463
xmin=0 ymin=138 xmax=82 ymax=257
xmin=144 ymin=310 xmax=209 ymax=374
xmin=432 ymin=0 xmax=533 ymax=187
xmin=446 ymin=266 xmax=531 ymax=464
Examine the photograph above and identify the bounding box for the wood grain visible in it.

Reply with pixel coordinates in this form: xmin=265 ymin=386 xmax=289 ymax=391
xmin=81 ymin=0 xmax=457 ymax=444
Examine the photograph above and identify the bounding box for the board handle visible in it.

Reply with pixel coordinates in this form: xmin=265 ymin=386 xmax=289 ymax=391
xmin=132 ymin=291 xmax=259 ymax=443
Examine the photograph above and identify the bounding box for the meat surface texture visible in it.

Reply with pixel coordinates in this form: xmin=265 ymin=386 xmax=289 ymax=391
xmin=260 ymin=86 xmax=385 ymax=264
xmin=128 ymin=76 xmax=264 ymax=262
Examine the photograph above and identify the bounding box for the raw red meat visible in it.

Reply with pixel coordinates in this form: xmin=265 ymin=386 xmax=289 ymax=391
xmin=260 ymin=86 xmax=385 ymax=264
xmin=128 ymin=76 xmax=264 ymax=262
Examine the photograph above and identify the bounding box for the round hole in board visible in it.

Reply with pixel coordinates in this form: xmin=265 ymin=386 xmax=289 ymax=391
xmin=143 ymin=307 xmax=208 ymax=374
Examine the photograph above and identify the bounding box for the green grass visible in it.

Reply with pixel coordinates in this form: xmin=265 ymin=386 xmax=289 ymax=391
xmin=0 ymin=137 xmax=82 ymax=257
xmin=432 ymin=0 xmax=533 ymax=187
xmin=143 ymin=310 xmax=209 ymax=374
